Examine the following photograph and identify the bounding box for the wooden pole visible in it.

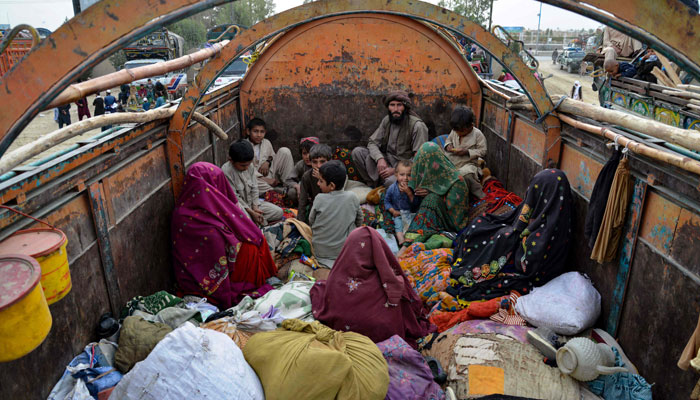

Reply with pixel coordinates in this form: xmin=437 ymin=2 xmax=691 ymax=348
xmin=0 ymin=108 xmax=227 ymax=175
xmin=46 ymin=40 xmax=230 ymax=109
xmin=678 ymin=84 xmax=700 ymax=93
xmin=660 ymin=89 xmax=700 ymax=100
xmin=558 ymin=114 xmax=700 ymax=176
xmin=550 ymin=95 xmax=700 ymax=152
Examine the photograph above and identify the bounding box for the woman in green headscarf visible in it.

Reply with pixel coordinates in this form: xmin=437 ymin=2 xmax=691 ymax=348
xmin=404 ymin=142 xmax=470 ymax=245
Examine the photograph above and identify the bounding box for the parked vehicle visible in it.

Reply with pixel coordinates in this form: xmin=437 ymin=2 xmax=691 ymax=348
xmin=123 ymin=59 xmax=188 ymax=99
xmin=558 ymin=49 xmax=586 ymax=73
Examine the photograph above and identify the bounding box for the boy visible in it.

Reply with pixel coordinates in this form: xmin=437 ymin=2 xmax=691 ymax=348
xmin=294 ymin=137 xmax=319 ymax=180
xmin=244 ymin=117 xmax=297 ymax=202
xmin=309 ymin=160 xmax=363 ymax=268
xmin=384 ymin=160 xmax=421 ymax=245
xmin=297 ymin=143 xmax=332 ymax=224
xmin=444 ymin=105 xmax=487 ymax=199
xmin=222 ymin=140 xmax=283 ymax=226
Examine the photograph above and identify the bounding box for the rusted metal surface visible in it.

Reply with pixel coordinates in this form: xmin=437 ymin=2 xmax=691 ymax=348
xmin=558 ymin=143 xmax=604 ymax=199
xmin=169 ymin=0 xmax=559 ymax=196
xmin=639 ymin=190 xmax=682 ymax=255
xmin=88 ymin=181 xmax=121 ymax=314
xmin=511 ymin=118 xmax=546 ymax=163
xmin=239 ymin=14 xmax=480 ymax=155
xmin=482 ymin=100 xmax=508 ymax=139
xmin=617 ymin=239 xmax=700 ymax=400
xmin=607 ymin=177 xmax=647 ymax=336
xmin=540 ymin=0 xmax=700 ymax=80
xmin=671 ymin=208 xmax=700 ymax=273
xmin=0 ymin=0 xmax=230 ymax=156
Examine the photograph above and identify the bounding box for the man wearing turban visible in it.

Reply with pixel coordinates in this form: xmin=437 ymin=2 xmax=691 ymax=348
xmin=351 ymin=90 xmax=428 ymax=187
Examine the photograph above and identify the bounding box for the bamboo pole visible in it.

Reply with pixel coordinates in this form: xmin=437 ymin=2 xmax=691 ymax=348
xmin=687 ymin=103 xmax=700 ymax=113
xmin=678 ymin=84 xmax=700 ymax=93
xmin=660 ymin=89 xmax=700 ymax=100
xmin=558 ymin=114 xmax=700 ymax=176
xmin=549 ymin=95 xmax=700 ymax=152
xmin=0 ymin=108 xmax=227 ymax=175
xmin=656 ymin=52 xmax=683 ymax=86
xmin=46 ymin=40 xmax=230 ymax=109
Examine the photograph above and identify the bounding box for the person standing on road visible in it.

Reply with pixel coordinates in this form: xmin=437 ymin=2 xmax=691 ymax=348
xmin=571 ymin=81 xmax=583 ymax=101
xmin=104 ymin=90 xmax=117 ymax=113
xmin=552 ymin=48 xmax=559 ymax=64
xmin=57 ymin=104 xmax=71 ymax=129
xmin=75 ymin=96 xmax=91 ymax=121
xmin=93 ymin=92 xmax=109 ymax=132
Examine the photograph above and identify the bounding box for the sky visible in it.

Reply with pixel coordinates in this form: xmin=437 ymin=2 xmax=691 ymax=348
xmin=0 ymin=0 xmax=601 ymax=32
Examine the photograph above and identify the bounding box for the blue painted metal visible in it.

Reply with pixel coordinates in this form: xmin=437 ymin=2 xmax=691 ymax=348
xmin=607 ymin=177 xmax=648 ymax=336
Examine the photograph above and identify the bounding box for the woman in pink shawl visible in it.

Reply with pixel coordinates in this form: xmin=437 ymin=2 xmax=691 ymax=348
xmin=310 ymin=226 xmax=433 ymax=348
xmin=172 ymin=162 xmax=276 ymax=309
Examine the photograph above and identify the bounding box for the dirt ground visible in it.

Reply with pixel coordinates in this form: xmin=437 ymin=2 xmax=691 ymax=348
xmin=536 ymin=56 xmax=599 ymax=106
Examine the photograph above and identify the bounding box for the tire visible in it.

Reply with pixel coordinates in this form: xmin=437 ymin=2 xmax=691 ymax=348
xmin=560 ymin=64 xmax=563 ymax=70
xmin=567 ymin=64 xmax=572 ymax=73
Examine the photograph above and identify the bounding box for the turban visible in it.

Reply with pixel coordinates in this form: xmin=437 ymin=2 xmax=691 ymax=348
xmin=383 ymin=90 xmax=412 ymax=108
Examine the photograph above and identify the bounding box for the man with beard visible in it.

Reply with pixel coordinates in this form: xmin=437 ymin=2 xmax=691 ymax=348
xmin=351 ymin=90 xmax=428 ymax=187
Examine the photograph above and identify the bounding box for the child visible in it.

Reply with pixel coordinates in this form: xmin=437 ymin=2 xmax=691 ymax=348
xmin=444 ymin=105 xmax=487 ymax=199
xmin=384 ymin=160 xmax=422 ymax=245
xmin=142 ymin=97 xmax=150 ymax=111
xmin=297 ymin=143 xmax=332 ymax=224
xmin=294 ymin=137 xmax=319 ymax=179
xmin=309 ymin=160 xmax=363 ymax=268
xmin=244 ymin=117 xmax=297 ymax=202
xmin=221 ymin=140 xmax=283 ymax=226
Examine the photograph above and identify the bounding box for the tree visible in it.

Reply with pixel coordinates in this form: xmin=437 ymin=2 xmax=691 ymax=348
xmin=437 ymin=0 xmax=492 ymax=27
xmin=108 ymin=50 xmax=127 ymax=71
xmin=168 ymin=18 xmax=207 ymax=51
xmin=215 ymin=0 xmax=276 ymax=28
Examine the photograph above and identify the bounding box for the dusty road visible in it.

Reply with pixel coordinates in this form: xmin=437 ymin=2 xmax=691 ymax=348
xmin=537 ymin=56 xmax=599 ymax=106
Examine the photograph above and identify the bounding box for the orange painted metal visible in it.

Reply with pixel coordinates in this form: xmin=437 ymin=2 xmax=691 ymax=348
xmin=511 ymin=118 xmax=546 ymax=163
xmin=639 ymin=190 xmax=682 ymax=255
xmin=558 ymin=143 xmax=604 ymax=199
xmin=168 ymin=0 xmax=559 ymax=196
xmin=0 ymin=0 xmax=229 ymax=156
xmin=482 ymin=101 xmax=508 ymax=139
xmin=0 ymin=38 xmax=32 ymax=77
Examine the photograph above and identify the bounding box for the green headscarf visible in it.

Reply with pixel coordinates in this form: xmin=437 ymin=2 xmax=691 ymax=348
xmin=409 ymin=142 xmax=461 ymax=196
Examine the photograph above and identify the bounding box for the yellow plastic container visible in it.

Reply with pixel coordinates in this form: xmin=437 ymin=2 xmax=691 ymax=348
xmin=0 ymin=228 xmax=71 ymax=304
xmin=0 ymin=254 xmax=52 ymax=362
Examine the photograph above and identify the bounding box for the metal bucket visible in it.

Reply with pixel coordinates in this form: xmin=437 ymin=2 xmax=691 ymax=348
xmin=0 ymin=254 xmax=52 ymax=362
xmin=0 ymin=228 xmax=71 ymax=304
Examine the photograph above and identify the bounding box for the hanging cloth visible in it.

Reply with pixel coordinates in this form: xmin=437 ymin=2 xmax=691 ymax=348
xmin=591 ymin=157 xmax=632 ymax=263
xmin=584 ymin=149 xmax=622 ymax=248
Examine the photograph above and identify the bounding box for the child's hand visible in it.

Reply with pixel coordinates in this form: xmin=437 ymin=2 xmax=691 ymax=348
xmin=454 ymin=148 xmax=470 ymax=156
xmin=389 ymin=208 xmax=401 ymax=217
xmin=259 ymin=161 xmax=271 ymax=176
xmin=398 ymin=182 xmax=410 ymax=194
xmin=311 ymin=168 xmax=320 ymax=179
xmin=250 ymin=208 xmax=264 ymax=225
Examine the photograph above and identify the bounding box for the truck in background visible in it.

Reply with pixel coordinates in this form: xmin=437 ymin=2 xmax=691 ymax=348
xmin=122 ymin=29 xmax=188 ymax=99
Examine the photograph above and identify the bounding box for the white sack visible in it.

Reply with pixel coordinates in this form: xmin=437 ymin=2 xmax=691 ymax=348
xmin=111 ymin=324 xmax=264 ymax=399
xmin=515 ymin=272 xmax=601 ymax=335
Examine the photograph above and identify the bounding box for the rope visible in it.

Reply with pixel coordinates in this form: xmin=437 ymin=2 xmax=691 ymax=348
xmin=0 ymin=204 xmax=58 ymax=230
xmin=535 ymin=95 xmax=568 ymax=124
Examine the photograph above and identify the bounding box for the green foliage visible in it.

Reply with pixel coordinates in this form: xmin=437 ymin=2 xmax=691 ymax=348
xmin=437 ymin=0 xmax=492 ymax=27
xmin=215 ymin=0 xmax=276 ymax=27
xmin=109 ymin=50 xmax=127 ymax=71
xmin=168 ymin=18 xmax=207 ymax=51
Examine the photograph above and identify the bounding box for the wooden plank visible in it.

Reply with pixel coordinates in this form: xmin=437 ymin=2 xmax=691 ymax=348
xmin=606 ymin=177 xmax=647 ymax=336
xmin=87 ymin=181 xmax=122 ymax=314
xmin=656 ymin=52 xmax=683 ymax=86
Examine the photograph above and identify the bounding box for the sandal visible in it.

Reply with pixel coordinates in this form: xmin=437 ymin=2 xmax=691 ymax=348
xmin=424 ymin=356 xmax=447 ymax=384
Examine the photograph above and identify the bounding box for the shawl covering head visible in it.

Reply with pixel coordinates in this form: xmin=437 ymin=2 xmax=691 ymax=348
xmin=409 ymin=142 xmax=462 ymax=196
xmin=310 ymin=227 xmax=433 ymax=347
xmin=172 ymin=162 xmax=264 ymax=307
xmin=448 ymin=168 xmax=573 ymax=302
